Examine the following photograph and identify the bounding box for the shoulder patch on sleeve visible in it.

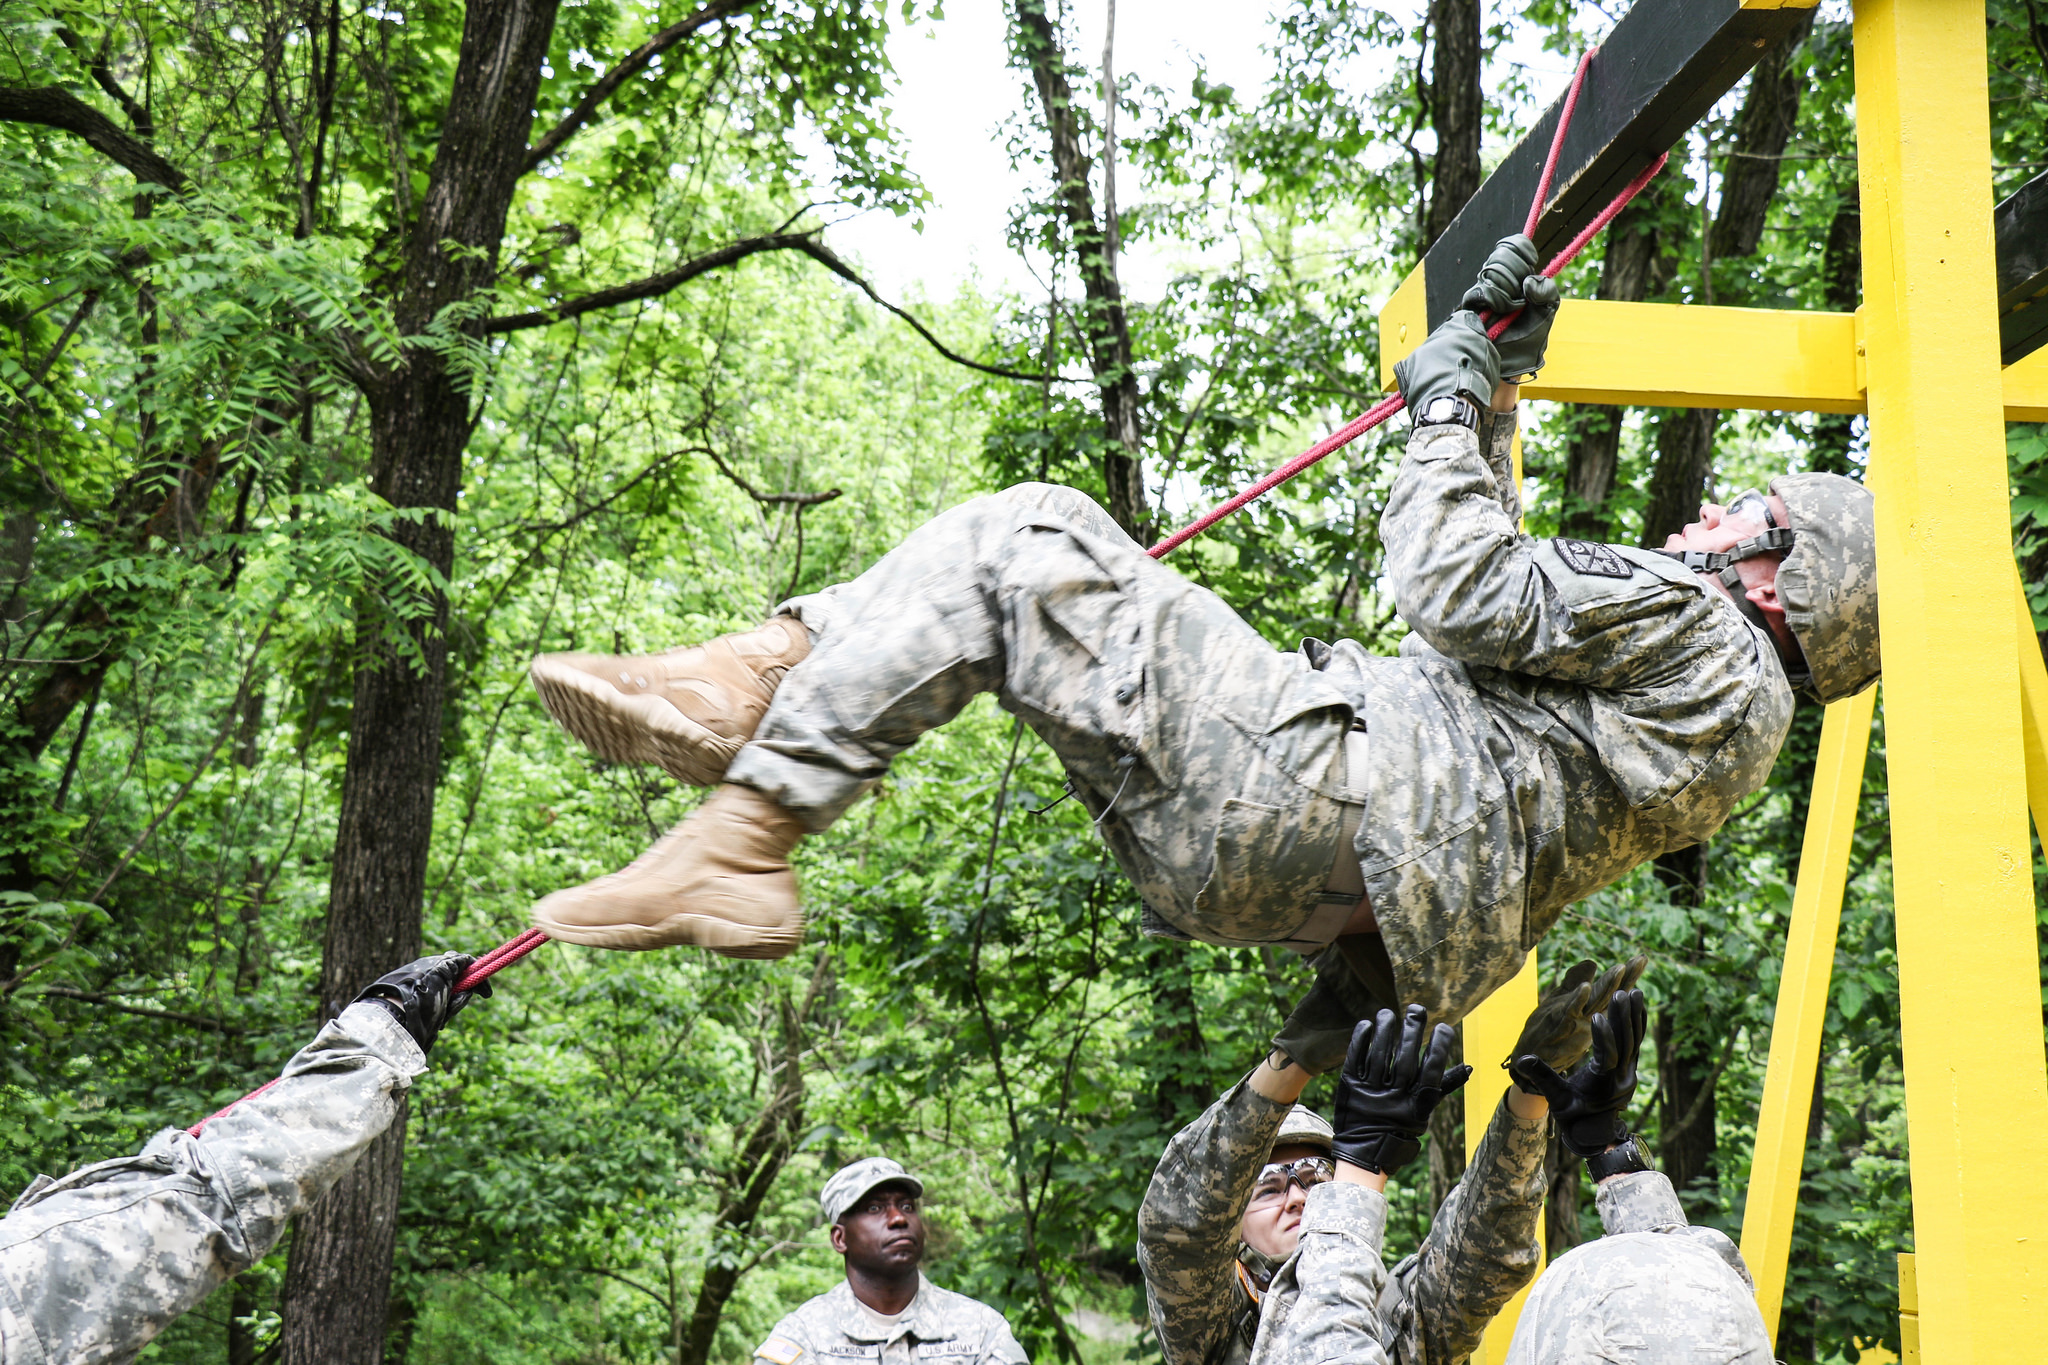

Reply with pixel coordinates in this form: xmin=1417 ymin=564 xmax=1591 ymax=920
xmin=1552 ymin=537 xmax=1634 ymax=580
xmin=757 ymin=1337 xmax=805 ymax=1364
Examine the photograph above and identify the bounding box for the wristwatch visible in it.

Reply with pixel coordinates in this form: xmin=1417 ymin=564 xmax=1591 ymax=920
xmin=1412 ymin=393 xmax=1482 ymax=431
xmin=1586 ymin=1133 xmax=1653 ymax=1183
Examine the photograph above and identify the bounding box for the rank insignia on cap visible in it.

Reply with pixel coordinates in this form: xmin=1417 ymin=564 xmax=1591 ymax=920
xmin=757 ymin=1338 xmax=804 ymax=1364
xmin=1554 ymin=538 xmax=1633 ymax=580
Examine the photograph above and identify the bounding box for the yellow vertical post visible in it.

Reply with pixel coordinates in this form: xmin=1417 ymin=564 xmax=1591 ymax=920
xmin=2012 ymin=577 xmax=2048 ymax=842
xmin=1737 ymin=688 xmax=1877 ymax=1339
xmin=1855 ymin=2 xmax=2048 ymax=1358
xmin=1459 ymin=950 xmax=1541 ymax=1365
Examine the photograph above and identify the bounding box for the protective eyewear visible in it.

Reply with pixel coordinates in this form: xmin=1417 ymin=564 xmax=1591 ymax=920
xmin=1247 ymin=1156 xmax=1335 ymax=1209
xmin=1721 ymin=488 xmax=1782 ymax=534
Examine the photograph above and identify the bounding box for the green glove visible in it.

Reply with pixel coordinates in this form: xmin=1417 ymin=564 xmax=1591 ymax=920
xmin=1459 ymin=234 xmax=1560 ymax=380
xmin=1505 ymin=955 xmax=1648 ymax=1082
xmin=1510 ymin=988 xmax=1648 ymax=1157
xmin=1460 ymin=234 xmax=1541 ymax=316
xmin=1392 ymin=311 xmax=1500 ymax=418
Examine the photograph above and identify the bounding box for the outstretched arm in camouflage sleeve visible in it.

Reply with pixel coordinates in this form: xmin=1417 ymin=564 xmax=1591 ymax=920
xmin=1138 ymin=1052 xmax=1309 ymax=1365
xmin=0 ymin=954 xmax=482 ymax=1365
xmin=1252 ymin=1010 xmax=1469 ymax=1365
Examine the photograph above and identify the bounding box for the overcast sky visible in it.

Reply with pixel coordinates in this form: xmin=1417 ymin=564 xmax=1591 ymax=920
xmin=815 ymin=0 xmax=1283 ymax=302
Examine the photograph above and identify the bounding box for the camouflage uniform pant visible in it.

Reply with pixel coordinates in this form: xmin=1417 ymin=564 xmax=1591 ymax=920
xmin=726 ymin=483 xmax=1364 ymax=947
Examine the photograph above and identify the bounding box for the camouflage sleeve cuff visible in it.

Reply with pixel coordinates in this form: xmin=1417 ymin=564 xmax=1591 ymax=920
xmin=1592 ymin=1169 xmax=1687 ymax=1236
xmin=1299 ymin=1179 xmax=1388 ymax=1253
xmin=299 ymin=1002 xmax=429 ymax=1082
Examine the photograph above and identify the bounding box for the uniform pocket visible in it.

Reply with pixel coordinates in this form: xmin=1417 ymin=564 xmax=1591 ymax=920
xmin=1191 ymin=796 xmax=1338 ymax=944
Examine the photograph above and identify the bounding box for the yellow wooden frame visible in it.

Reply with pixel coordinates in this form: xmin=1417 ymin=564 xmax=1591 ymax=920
xmin=1379 ymin=4 xmax=2048 ymax=1358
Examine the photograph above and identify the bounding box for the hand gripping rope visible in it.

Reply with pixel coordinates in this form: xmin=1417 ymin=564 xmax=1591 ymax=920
xmin=187 ymin=50 xmax=1659 ymax=1138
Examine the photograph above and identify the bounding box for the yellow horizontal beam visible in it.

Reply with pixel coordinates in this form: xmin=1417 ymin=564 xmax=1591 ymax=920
xmin=1524 ymin=300 xmax=1862 ymax=412
xmin=1376 ymin=272 xmax=2048 ymax=420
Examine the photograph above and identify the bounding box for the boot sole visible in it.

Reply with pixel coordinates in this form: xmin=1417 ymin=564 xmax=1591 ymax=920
xmin=531 ymin=903 xmax=805 ymax=960
xmin=530 ymin=659 xmax=738 ymax=786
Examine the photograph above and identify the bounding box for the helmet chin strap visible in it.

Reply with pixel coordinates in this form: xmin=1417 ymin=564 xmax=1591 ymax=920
xmin=1653 ymin=528 xmax=1813 ymax=690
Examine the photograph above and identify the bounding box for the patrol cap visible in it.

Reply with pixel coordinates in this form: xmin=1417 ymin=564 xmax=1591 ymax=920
xmin=820 ymin=1156 xmax=925 ymax=1225
xmin=1770 ymin=473 xmax=1880 ymax=705
xmin=1272 ymin=1105 xmax=1333 ymax=1156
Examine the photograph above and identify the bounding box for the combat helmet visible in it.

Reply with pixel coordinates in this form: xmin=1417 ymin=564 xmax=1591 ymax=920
xmin=1768 ymin=473 xmax=1880 ymax=704
xmin=1657 ymin=473 xmax=1879 ymax=703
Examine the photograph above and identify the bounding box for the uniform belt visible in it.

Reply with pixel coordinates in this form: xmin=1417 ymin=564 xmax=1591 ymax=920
xmin=1280 ymin=728 xmax=1369 ymax=949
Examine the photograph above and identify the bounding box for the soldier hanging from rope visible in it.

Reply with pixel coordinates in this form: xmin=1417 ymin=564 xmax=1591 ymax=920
xmin=523 ymin=234 xmax=1879 ymax=1056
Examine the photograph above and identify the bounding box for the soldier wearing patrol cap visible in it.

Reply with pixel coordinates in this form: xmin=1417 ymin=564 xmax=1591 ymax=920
xmin=752 ymin=1158 xmax=1028 ymax=1365
xmin=526 ymin=234 xmax=1878 ymax=1073
xmin=1142 ymin=958 xmax=1646 ymax=1365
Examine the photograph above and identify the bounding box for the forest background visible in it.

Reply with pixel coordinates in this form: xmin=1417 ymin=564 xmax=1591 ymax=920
xmin=0 ymin=0 xmax=2042 ymax=1361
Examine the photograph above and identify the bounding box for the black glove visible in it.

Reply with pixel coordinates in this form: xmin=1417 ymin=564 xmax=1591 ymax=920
xmin=1506 ymin=955 xmax=1648 ymax=1081
xmin=1458 ymin=234 xmax=1560 ymax=380
xmin=1508 ymin=987 xmax=1647 ymax=1158
xmin=354 ymin=952 xmax=491 ymax=1054
xmin=1392 ymin=311 xmax=1500 ymax=418
xmin=1272 ymin=947 xmax=1391 ymax=1076
xmin=1331 ymin=1006 xmax=1473 ymax=1176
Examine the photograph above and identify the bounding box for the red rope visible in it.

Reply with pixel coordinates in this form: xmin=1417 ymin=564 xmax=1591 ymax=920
xmin=189 ymin=52 xmax=1663 ymax=1139
xmin=1146 ymin=47 xmax=1658 ymax=560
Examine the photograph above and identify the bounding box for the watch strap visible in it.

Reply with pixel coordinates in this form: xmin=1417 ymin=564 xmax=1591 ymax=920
xmin=1585 ymin=1133 xmax=1653 ymax=1182
xmin=1412 ymin=394 xmax=1482 ymax=431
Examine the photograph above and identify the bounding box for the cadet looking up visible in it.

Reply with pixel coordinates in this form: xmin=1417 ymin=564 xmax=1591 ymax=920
xmin=1504 ymin=990 xmax=1774 ymax=1363
xmin=0 ymin=954 xmax=488 ymax=1365
xmin=1140 ymin=957 xmax=1643 ymax=1365
xmin=752 ymin=1159 xmax=1027 ymax=1365
xmin=523 ymin=234 xmax=1878 ymax=1045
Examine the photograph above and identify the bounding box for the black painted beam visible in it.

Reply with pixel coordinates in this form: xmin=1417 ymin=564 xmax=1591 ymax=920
xmin=1997 ymin=170 xmax=2048 ymax=366
xmin=1422 ymin=0 xmax=1816 ymax=328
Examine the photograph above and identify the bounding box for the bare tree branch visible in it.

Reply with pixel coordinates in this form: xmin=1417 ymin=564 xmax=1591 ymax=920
xmin=523 ymin=0 xmax=760 ymax=172
xmin=52 ymin=23 xmax=152 ymax=134
xmin=483 ymin=229 xmax=1065 ymax=383
xmin=0 ymin=85 xmax=188 ymax=192
xmin=699 ymin=444 xmax=842 ymax=508
xmin=482 ymin=232 xmax=820 ymax=333
xmin=35 ymin=985 xmax=245 ymax=1033
xmin=786 ymin=233 xmax=1069 ymax=383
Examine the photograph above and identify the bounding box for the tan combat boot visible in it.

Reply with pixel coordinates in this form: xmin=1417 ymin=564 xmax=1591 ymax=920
xmin=531 ymin=783 xmax=806 ymax=957
xmin=529 ymin=616 xmax=811 ymax=785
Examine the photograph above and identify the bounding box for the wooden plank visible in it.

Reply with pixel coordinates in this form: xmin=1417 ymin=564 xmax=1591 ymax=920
xmin=1460 ymin=951 xmax=1540 ymax=1365
xmin=1855 ymin=0 xmax=2048 ymax=1355
xmin=1521 ymin=301 xmax=1862 ymax=410
xmin=1420 ymin=0 xmax=1818 ymax=328
xmin=1737 ymin=689 xmax=1875 ymax=1342
xmin=1996 ymin=170 xmax=2048 ymax=365
xmin=1381 ymin=294 xmax=2048 ymax=419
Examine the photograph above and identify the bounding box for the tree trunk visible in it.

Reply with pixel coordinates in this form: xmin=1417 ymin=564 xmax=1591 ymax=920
xmin=1651 ymin=846 xmax=1718 ymax=1213
xmin=1145 ymin=943 xmax=1212 ymax=1131
xmin=1012 ymin=0 xmax=1148 ymax=538
xmin=1542 ymin=1131 xmax=1582 ymax=1254
xmin=281 ymin=3 xmax=561 ymax=1361
xmin=1634 ymin=16 xmax=1812 ymax=549
xmin=679 ymin=995 xmax=807 ymax=1365
xmin=1422 ymin=0 xmax=1482 ymax=249
xmin=1425 ymin=1025 xmax=1464 ymax=1216
xmin=1638 ymin=407 xmax=1720 ymax=548
xmin=1559 ymin=183 xmax=1670 ymax=540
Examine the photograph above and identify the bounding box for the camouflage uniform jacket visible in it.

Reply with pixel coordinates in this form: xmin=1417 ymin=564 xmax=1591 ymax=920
xmin=1318 ymin=416 xmax=1796 ymax=1020
xmin=0 ymin=1002 xmax=424 ymax=1365
xmin=1503 ymin=1170 xmax=1772 ymax=1363
xmin=1137 ymin=1073 xmax=1546 ymax=1365
xmin=752 ymin=1277 xmax=1029 ymax=1365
